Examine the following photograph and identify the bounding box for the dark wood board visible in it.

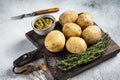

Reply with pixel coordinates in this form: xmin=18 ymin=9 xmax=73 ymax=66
xmin=25 ymin=21 xmax=120 ymax=80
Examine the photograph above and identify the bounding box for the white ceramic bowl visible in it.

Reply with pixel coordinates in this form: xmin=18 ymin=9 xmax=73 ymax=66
xmin=31 ymin=15 xmax=56 ymax=35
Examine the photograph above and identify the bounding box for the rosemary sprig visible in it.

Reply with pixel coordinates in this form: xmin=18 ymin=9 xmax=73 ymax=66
xmin=58 ymin=33 xmax=111 ymax=71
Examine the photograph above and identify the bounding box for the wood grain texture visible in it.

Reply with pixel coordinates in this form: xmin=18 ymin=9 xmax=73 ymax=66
xmin=35 ymin=8 xmax=59 ymax=15
xmin=26 ymin=21 xmax=120 ymax=80
xmin=0 ymin=0 xmax=120 ymax=80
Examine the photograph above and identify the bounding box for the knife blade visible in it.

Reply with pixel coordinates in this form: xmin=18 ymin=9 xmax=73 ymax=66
xmin=12 ymin=8 xmax=59 ymax=20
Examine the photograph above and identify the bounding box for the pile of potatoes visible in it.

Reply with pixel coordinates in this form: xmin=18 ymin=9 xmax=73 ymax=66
xmin=44 ymin=11 xmax=102 ymax=54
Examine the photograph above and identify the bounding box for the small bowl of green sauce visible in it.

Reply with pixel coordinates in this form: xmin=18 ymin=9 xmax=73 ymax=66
xmin=32 ymin=15 xmax=56 ymax=35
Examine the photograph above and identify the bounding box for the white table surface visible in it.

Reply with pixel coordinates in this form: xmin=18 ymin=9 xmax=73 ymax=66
xmin=0 ymin=0 xmax=120 ymax=80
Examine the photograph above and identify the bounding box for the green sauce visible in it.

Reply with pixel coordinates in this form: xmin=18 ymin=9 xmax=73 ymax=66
xmin=34 ymin=17 xmax=53 ymax=30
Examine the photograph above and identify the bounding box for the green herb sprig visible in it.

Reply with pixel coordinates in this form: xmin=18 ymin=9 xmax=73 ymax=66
xmin=58 ymin=33 xmax=111 ymax=71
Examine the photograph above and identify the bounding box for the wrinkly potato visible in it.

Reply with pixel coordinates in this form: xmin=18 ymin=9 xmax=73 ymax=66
xmin=59 ymin=11 xmax=78 ymax=26
xmin=62 ymin=23 xmax=82 ymax=38
xmin=77 ymin=12 xmax=94 ymax=29
xmin=82 ymin=25 xmax=102 ymax=45
xmin=66 ymin=37 xmax=87 ymax=54
xmin=44 ymin=30 xmax=66 ymax=53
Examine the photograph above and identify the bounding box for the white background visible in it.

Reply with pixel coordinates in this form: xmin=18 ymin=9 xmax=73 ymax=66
xmin=0 ymin=0 xmax=120 ymax=80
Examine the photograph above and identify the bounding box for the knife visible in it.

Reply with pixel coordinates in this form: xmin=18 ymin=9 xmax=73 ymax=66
xmin=12 ymin=8 xmax=59 ymax=19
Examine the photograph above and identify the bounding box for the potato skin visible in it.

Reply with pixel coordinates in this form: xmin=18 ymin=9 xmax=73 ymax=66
xmin=62 ymin=23 xmax=82 ymax=38
xmin=59 ymin=11 xmax=78 ymax=26
xmin=77 ymin=12 xmax=93 ymax=29
xmin=82 ymin=25 xmax=102 ymax=44
xmin=44 ymin=30 xmax=65 ymax=53
xmin=66 ymin=37 xmax=87 ymax=54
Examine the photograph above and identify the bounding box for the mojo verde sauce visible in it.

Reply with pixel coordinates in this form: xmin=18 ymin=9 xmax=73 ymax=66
xmin=34 ymin=17 xmax=53 ymax=30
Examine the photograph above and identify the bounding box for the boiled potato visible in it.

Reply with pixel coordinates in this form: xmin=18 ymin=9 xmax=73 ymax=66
xmin=77 ymin=12 xmax=93 ymax=29
xmin=62 ymin=23 xmax=82 ymax=38
xmin=59 ymin=11 xmax=78 ymax=26
xmin=44 ymin=30 xmax=66 ymax=53
xmin=66 ymin=37 xmax=87 ymax=54
xmin=82 ymin=25 xmax=102 ymax=44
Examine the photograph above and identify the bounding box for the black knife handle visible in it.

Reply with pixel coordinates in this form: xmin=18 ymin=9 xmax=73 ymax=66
xmin=13 ymin=49 xmax=44 ymax=67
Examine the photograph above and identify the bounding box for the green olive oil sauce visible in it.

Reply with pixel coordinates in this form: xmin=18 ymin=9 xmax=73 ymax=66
xmin=34 ymin=17 xmax=53 ymax=30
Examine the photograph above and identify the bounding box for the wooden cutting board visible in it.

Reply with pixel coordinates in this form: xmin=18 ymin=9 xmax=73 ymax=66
xmin=25 ymin=21 xmax=120 ymax=80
